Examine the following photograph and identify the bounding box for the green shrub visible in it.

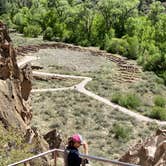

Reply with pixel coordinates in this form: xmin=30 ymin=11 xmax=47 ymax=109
xmin=53 ymin=23 xmax=70 ymax=41
xmin=142 ymin=46 xmax=165 ymax=77
xmin=111 ymin=93 xmax=121 ymax=104
xmin=13 ymin=13 xmax=28 ymax=33
xmin=159 ymin=71 xmax=166 ymax=85
xmin=0 ymin=125 xmax=33 ymax=165
xmin=154 ymin=96 xmax=165 ymax=107
xmin=112 ymin=122 xmax=132 ymax=141
xmin=111 ymin=93 xmax=141 ymax=109
xmin=105 ymin=38 xmax=129 ymax=56
xmin=78 ymin=39 xmax=91 ymax=47
xmin=106 ymin=36 xmax=139 ymax=59
xmin=150 ymin=106 xmax=166 ymax=120
xmin=0 ymin=14 xmax=14 ymax=28
xmin=125 ymin=36 xmax=139 ymax=59
xmin=23 ymin=24 xmax=42 ymax=37
xmin=43 ymin=27 xmax=54 ymax=40
xmin=121 ymin=93 xmax=141 ymax=109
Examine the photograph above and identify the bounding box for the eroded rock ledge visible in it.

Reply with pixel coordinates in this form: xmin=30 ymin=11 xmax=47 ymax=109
xmin=0 ymin=46 xmax=32 ymax=130
xmin=0 ymin=27 xmax=61 ymax=165
xmin=120 ymin=129 xmax=166 ymax=166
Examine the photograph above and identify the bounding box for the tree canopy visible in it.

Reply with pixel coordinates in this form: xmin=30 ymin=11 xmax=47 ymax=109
xmin=0 ymin=0 xmax=166 ymax=84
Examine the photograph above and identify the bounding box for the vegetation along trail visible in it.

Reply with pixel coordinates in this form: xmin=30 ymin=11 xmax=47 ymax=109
xmin=32 ymin=71 xmax=166 ymax=126
xmin=18 ymin=55 xmax=166 ymax=126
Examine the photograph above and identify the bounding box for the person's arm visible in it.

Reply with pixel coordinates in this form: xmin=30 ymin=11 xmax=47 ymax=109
xmin=82 ymin=141 xmax=88 ymax=155
xmin=82 ymin=141 xmax=89 ymax=165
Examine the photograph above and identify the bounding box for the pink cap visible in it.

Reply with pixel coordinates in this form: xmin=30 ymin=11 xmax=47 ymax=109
xmin=71 ymin=134 xmax=83 ymax=144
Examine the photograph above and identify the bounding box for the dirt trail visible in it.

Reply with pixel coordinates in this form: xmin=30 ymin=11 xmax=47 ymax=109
xmin=18 ymin=55 xmax=37 ymax=67
xmin=18 ymin=56 xmax=166 ymax=126
xmin=32 ymin=71 xmax=166 ymax=126
xmin=31 ymin=87 xmax=74 ymax=93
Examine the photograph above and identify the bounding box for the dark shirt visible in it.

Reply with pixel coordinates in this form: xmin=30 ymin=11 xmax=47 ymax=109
xmin=67 ymin=146 xmax=82 ymax=166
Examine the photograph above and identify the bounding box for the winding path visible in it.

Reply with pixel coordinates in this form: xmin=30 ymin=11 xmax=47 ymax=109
xmin=18 ymin=55 xmax=37 ymax=67
xmin=18 ymin=56 xmax=166 ymax=126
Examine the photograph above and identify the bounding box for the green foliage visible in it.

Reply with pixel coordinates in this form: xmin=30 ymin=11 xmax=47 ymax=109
xmin=23 ymin=24 xmax=42 ymax=37
xmin=90 ymin=14 xmax=107 ymax=46
xmin=30 ymin=5 xmax=47 ymax=28
xmin=43 ymin=27 xmax=54 ymax=40
xmin=13 ymin=12 xmax=27 ymax=26
xmin=53 ymin=22 xmax=70 ymax=41
xmin=97 ymin=0 xmax=139 ymax=37
xmin=105 ymin=37 xmax=137 ymax=59
xmin=120 ymin=93 xmax=141 ymax=109
xmin=148 ymin=1 xmax=165 ymax=24
xmin=154 ymin=96 xmax=166 ymax=107
xmin=160 ymin=71 xmax=166 ymax=85
xmin=112 ymin=122 xmax=132 ymax=141
xmin=13 ymin=12 xmax=28 ymax=33
xmin=0 ymin=0 xmax=7 ymax=14
xmin=112 ymin=92 xmax=141 ymax=109
xmin=150 ymin=106 xmax=166 ymax=121
xmin=105 ymin=35 xmax=139 ymax=59
xmin=0 ymin=125 xmax=33 ymax=165
xmin=125 ymin=36 xmax=139 ymax=59
xmin=111 ymin=93 xmax=121 ymax=104
xmin=105 ymin=38 xmax=129 ymax=56
xmin=0 ymin=0 xmax=165 ymax=84
xmin=154 ymin=14 xmax=166 ymax=44
xmin=0 ymin=14 xmax=14 ymax=28
xmin=143 ymin=52 xmax=166 ymax=73
xmin=125 ymin=16 xmax=155 ymax=43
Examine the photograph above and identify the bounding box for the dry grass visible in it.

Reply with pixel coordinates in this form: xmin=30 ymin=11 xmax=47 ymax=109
xmin=31 ymin=91 xmax=159 ymax=166
xmin=31 ymin=48 xmax=166 ymax=117
xmin=32 ymin=77 xmax=82 ymax=89
xmin=11 ymin=33 xmax=44 ymax=47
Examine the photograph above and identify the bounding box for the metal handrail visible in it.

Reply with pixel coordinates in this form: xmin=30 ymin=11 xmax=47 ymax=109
xmin=8 ymin=148 xmax=140 ymax=166
xmin=80 ymin=154 xmax=139 ymax=166
xmin=8 ymin=148 xmax=63 ymax=166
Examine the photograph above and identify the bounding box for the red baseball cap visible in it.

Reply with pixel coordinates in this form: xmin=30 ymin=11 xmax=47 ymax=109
xmin=71 ymin=134 xmax=83 ymax=144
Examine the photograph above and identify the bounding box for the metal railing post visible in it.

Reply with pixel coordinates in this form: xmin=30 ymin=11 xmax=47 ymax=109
xmin=54 ymin=151 xmax=57 ymax=166
xmin=24 ymin=162 xmax=30 ymax=166
xmin=64 ymin=149 xmax=68 ymax=166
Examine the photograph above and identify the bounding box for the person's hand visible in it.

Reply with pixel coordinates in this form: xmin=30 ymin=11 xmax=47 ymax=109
xmin=82 ymin=141 xmax=88 ymax=155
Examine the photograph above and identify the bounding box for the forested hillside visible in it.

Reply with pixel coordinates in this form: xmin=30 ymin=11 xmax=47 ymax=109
xmin=0 ymin=0 xmax=165 ymax=84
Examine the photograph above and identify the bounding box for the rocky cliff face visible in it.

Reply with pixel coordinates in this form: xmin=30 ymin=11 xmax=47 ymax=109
xmin=0 ymin=45 xmax=32 ymax=131
xmin=120 ymin=129 xmax=166 ymax=166
xmin=0 ymin=28 xmax=53 ymax=165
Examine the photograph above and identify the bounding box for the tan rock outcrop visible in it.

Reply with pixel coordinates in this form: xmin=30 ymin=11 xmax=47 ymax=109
xmin=44 ymin=129 xmax=62 ymax=149
xmin=0 ymin=57 xmax=10 ymax=79
xmin=20 ymin=63 xmax=32 ymax=101
xmin=0 ymin=23 xmax=60 ymax=165
xmin=0 ymin=47 xmax=32 ymax=129
xmin=120 ymin=129 xmax=166 ymax=166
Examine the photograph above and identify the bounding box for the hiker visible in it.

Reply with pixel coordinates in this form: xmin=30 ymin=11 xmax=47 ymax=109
xmin=66 ymin=134 xmax=89 ymax=166
xmin=0 ymin=20 xmax=12 ymax=57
